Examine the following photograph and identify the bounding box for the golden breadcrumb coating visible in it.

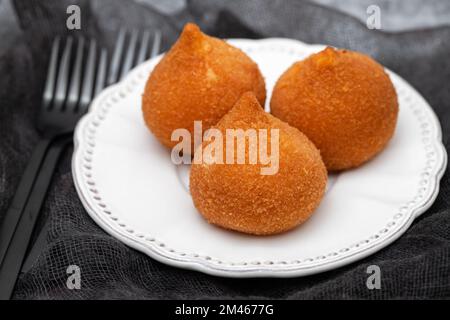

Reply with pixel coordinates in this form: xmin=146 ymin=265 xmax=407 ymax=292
xmin=190 ymin=92 xmax=327 ymax=235
xmin=142 ymin=23 xmax=266 ymax=149
xmin=271 ymin=47 xmax=398 ymax=171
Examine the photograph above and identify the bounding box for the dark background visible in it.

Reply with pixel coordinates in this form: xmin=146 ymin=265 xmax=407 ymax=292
xmin=0 ymin=0 xmax=449 ymax=299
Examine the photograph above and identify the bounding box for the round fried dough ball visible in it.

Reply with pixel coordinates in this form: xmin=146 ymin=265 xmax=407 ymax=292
xmin=271 ymin=47 xmax=398 ymax=171
xmin=190 ymin=92 xmax=327 ymax=235
xmin=142 ymin=23 xmax=266 ymax=149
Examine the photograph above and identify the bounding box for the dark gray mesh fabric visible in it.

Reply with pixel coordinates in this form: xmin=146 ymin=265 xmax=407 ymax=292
xmin=0 ymin=0 xmax=449 ymax=299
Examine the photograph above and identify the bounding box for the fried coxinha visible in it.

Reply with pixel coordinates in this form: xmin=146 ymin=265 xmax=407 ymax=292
xmin=190 ymin=93 xmax=327 ymax=235
xmin=142 ymin=23 xmax=266 ymax=150
xmin=271 ymin=47 xmax=398 ymax=171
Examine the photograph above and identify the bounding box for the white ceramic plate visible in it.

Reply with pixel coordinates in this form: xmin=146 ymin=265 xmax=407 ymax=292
xmin=72 ymin=38 xmax=447 ymax=278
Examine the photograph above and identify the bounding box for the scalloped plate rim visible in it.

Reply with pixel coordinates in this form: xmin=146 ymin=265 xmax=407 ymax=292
xmin=72 ymin=38 xmax=447 ymax=278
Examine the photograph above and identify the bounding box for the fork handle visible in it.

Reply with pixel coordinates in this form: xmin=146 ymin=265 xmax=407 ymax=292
xmin=0 ymin=137 xmax=53 ymax=266
xmin=0 ymin=135 xmax=71 ymax=299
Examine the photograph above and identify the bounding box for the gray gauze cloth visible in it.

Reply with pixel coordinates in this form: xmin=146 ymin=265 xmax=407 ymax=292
xmin=0 ymin=0 xmax=449 ymax=299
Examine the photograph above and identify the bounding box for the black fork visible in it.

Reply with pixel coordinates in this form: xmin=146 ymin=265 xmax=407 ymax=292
xmin=0 ymin=29 xmax=162 ymax=299
xmin=0 ymin=37 xmax=107 ymax=266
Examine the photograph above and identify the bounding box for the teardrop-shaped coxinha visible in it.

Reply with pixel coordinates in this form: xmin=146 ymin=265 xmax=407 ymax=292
xmin=190 ymin=92 xmax=327 ymax=235
xmin=142 ymin=23 xmax=266 ymax=150
xmin=271 ymin=47 xmax=398 ymax=171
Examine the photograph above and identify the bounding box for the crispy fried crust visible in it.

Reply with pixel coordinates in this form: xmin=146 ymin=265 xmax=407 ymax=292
xmin=142 ymin=23 xmax=266 ymax=149
xmin=190 ymin=92 xmax=327 ymax=235
xmin=270 ymin=47 xmax=398 ymax=171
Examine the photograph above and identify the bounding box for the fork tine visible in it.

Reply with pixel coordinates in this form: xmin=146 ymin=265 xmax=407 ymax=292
xmin=42 ymin=37 xmax=60 ymax=110
xmin=79 ymin=40 xmax=97 ymax=112
xmin=150 ymin=29 xmax=161 ymax=58
xmin=107 ymin=28 xmax=126 ymax=85
xmin=120 ymin=29 xmax=139 ymax=80
xmin=53 ymin=37 xmax=73 ymax=111
xmin=94 ymin=48 xmax=108 ymax=96
xmin=136 ymin=30 xmax=150 ymax=65
xmin=67 ymin=37 xmax=85 ymax=112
